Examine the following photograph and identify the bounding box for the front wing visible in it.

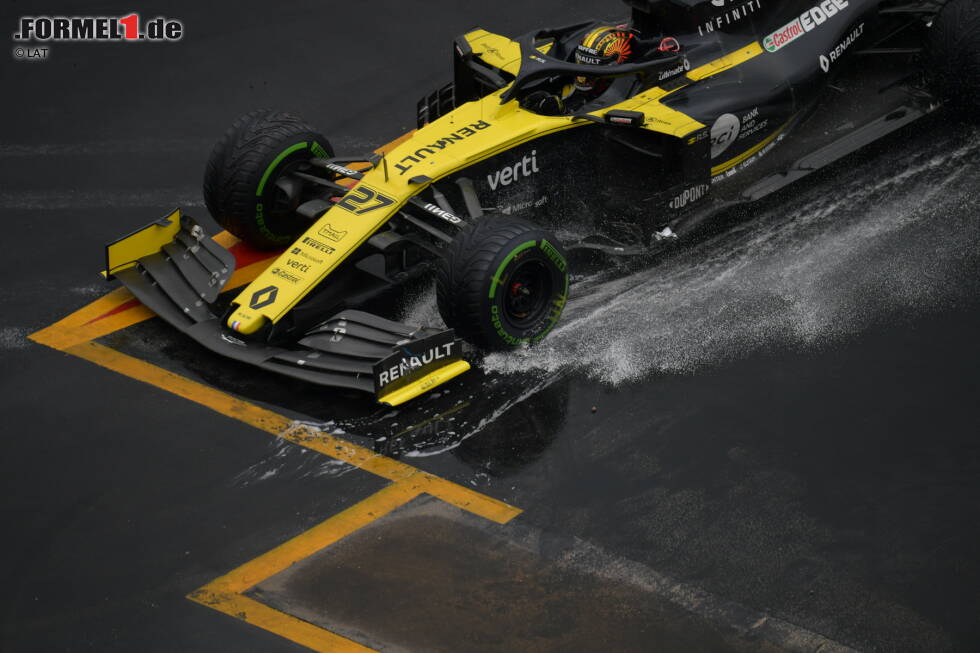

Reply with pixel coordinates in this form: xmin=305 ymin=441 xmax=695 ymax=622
xmin=105 ymin=209 xmax=470 ymax=406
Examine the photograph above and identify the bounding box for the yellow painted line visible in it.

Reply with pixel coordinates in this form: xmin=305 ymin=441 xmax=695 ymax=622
xmin=30 ymin=301 xmax=157 ymax=351
xmin=200 ymin=482 xmax=421 ymax=595
xmin=213 ymin=231 xmax=239 ymax=249
xmin=32 ymin=40 xmax=768 ymax=351
xmin=29 ymin=40 xmax=783 ymax=653
xmin=224 ymin=258 xmax=279 ymax=296
xmin=64 ymin=341 xmax=294 ymax=432
xmin=189 ymin=592 xmax=376 ymax=653
xmin=45 ymin=341 xmax=519 ymax=650
xmin=30 ymin=286 xmax=143 ymax=339
xmin=30 ymin=133 xmax=413 ymax=353
xmin=30 ymin=256 xmax=277 ymax=351
xmin=282 ymin=424 xmax=520 ymax=524
xmin=416 ymin=473 xmax=520 ymax=524
xmin=60 ymin=341 xmax=521 ymax=524
xmin=30 ymin=232 xmax=251 ymax=348
xmin=26 ymin=108 xmax=531 ymax=653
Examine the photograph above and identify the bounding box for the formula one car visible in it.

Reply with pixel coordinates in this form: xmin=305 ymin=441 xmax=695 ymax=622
xmin=105 ymin=0 xmax=979 ymax=405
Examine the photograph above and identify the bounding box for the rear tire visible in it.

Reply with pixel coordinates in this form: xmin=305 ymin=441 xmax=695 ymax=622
xmin=203 ymin=110 xmax=333 ymax=250
xmin=436 ymin=218 xmax=569 ymax=351
xmin=927 ymin=0 xmax=980 ymax=112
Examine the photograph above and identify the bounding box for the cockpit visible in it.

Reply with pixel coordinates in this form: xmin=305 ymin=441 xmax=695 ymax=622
xmin=500 ymin=21 xmax=689 ymax=117
xmin=444 ymin=1 xmax=736 ymax=122
xmin=526 ymin=24 xmax=688 ymax=116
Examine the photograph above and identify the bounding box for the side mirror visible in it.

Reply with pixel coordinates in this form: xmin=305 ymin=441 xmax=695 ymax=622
xmin=603 ymin=110 xmax=646 ymax=127
xmin=572 ymin=109 xmax=647 ymax=127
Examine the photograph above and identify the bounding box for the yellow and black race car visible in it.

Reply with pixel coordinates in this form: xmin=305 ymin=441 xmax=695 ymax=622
xmin=105 ymin=0 xmax=978 ymax=405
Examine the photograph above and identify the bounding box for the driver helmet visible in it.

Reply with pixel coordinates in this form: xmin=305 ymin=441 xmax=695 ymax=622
xmin=574 ymin=26 xmax=635 ymax=93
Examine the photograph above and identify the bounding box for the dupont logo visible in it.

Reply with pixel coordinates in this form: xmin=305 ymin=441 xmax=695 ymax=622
xmin=669 ymin=184 xmax=710 ymax=210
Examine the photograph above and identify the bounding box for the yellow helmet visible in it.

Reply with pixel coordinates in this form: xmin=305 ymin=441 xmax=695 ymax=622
xmin=574 ymin=26 xmax=635 ymax=92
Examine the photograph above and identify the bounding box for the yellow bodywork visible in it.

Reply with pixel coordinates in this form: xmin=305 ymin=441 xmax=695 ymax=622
xmin=466 ymin=29 xmax=526 ymax=76
xmin=227 ymin=88 xmax=583 ymax=335
xmin=378 ymin=360 xmax=472 ymax=407
xmin=226 ymin=29 xmax=737 ymax=336
xmin=100 ymin=29 xmax=769 ymax=404
xmin=104 ymin=208 xmax=182 ymax=278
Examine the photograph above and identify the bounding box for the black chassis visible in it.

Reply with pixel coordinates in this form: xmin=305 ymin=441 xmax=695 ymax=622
xmin=278 ymin=0 xmax=947 ymax=337
xmin=260 ymin=0 xmax=948 ymax=340
xmin=416 ymin=0 xmax=946 ymax=254
xmin=104 ymin=0 xmax=951 ymax=402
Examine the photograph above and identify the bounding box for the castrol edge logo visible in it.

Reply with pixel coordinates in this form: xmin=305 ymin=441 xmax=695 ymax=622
xmin=764 ymin=0 xmax=849 ymax=53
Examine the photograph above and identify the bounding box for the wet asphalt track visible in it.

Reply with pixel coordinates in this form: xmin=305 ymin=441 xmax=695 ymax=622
xmin=2 ymin=1 xmax=980 ymax=651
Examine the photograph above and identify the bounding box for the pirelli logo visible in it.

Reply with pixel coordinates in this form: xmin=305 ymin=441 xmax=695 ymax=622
xmin=301 ymin=237 xmax=336 ymax=255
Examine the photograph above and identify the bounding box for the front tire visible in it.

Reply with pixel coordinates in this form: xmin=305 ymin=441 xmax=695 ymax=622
xmin=927 ymin=0 xmax=980 ymax=112
xmin=203 ymin=110 xmax=333 ymax=250
xmin=437 ymin=218 xmax=570 ymax=351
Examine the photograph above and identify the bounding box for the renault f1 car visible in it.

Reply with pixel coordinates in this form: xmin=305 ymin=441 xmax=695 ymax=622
xmin=104 ymin=0 xmax=979 ymax=405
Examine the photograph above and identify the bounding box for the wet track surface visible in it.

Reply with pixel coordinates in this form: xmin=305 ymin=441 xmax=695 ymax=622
xmin=2 ymin=1 xmax=979 ymax=651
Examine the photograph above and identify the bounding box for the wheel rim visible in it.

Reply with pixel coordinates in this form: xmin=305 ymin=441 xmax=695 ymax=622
xmin=503 ymin=259 xmax=553 ymax=329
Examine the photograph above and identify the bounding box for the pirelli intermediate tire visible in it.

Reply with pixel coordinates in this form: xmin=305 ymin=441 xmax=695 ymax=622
xmin=203 ymin=110 xmax=333 ymax=250
xmin=927 ymin=0 xmax=980 ymax=112
xmin=437 ymin=218 xmax=569 ymax=352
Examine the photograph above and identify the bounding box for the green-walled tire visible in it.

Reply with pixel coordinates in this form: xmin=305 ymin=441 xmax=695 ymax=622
xmin=437 ymin=217 xmax=570 ymax=351
xmin=203 ymin=110 xmax=333 ymax=250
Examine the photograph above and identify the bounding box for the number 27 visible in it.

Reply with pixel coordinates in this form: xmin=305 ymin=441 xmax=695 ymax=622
xmin=338 ymin=186 xmax=395 ymax=215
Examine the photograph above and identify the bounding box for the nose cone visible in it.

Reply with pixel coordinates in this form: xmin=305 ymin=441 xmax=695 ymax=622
xmin=226 ymin=306 xmax=268 ymax=335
